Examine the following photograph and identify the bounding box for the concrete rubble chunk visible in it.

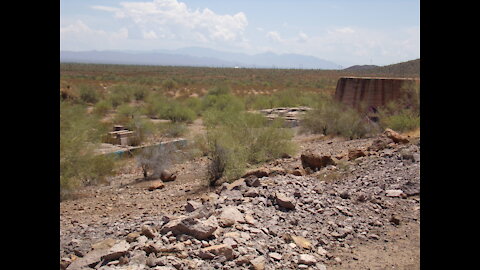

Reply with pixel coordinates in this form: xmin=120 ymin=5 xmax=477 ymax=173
xmin=275 ymin=192 xmax=296 ymax=210
xmin=385 ymin=189 xmax=405 ymax=197
xmin=291 ymin=235 xmax=312 ymax=249
xmin=269 ymin=252 xmax=283 ymax=261
xmin=201 ymin=244 xmax=235 ymax=260
xmin=160 ymin=216 xmax=217 ymax=240
xmin=188 ymin=203 xmax=215 ymax=220
xmin=126 ymin=232 xmax=141 ymax=243
xmin=298 ymin=254 xmax=317 ymax=265
xmin=141 ymin=225 xmax=157 ymax=239
xmin=67 ymin=239 xmax=129 ymax=270
xmin=185 ymin=200 xmax=202 ymax=213
xmin=244 ymin=214 xmax=256 ymax=225
xmin=101 ymin=240 xmax=130 ymax=261
xmin=218 ymin=206 xmax=245 ymax=227
xmin=250 ymin=256 xmax=266 ymax=270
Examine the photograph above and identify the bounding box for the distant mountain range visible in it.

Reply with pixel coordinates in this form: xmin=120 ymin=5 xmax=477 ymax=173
xmin=60 ymin=47 xmax=342 ymax=70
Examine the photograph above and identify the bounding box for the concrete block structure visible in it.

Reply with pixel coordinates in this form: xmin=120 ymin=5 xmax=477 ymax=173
xmin=105 ymin=125 xmax=135 ymax=146
xmin=334 ymin=77 xmax=418 ymax=112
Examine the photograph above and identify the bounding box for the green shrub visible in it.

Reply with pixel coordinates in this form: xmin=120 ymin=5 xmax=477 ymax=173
xmin=162 ymin=78 xmax=178 ymax=91
xmin=108 ymin=84 xmax=134 ymax=108
xmin=78 ymin=84 xmax=100 ymax=104
xmin=60 ymin=101 xmax=116 ymax=200
xmin=93 ymin=99 xmax=112 ymax=116
xmin=184 ymin=97 xmax=203 ymax=116
xmin=142 ymin=93 xmax=168 ymax=118
xmin=125 ymin=115 xmax=156 ymax=146
xmin=113 ymin=104 xmax=139 ymax=126
xmin=379 ymin=109 xmax=420 ymax=132
xmin=377 ymin=83 xmax=420 ymax=132
xmin=244 ymin=95 xmax=274 ymax=110
xmin=205 ymin=111 xmax=296 ymax=184
xmin=133 ymin=85 xmax=148 ymax=101
xmin=301 ymin=96 xmax=374 ymax=139
xmin=163 ymin=102 xmax=196 ymax=123
xmin=159 ymin=122 xmax=188 ymax=138
xmin=142 ymin=94 xmax=196 ymax=123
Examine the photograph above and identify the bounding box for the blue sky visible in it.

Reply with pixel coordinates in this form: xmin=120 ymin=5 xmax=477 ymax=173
xmin=60 ymin=0 xmax=420 ymax=66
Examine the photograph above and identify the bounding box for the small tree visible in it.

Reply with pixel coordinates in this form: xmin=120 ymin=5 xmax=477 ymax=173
xmin=207 ymin=141 xmax=228 ymax=186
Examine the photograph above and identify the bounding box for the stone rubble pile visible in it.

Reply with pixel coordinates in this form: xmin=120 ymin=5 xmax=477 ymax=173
xmin=61 ymin=132 xmax=420 ymax=270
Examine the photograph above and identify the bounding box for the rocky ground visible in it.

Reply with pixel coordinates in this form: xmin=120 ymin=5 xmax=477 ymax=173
xmin=60 ymin=128 xmax=420 ymax=270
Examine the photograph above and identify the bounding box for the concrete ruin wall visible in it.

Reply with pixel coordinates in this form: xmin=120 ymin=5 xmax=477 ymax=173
xmin=334 ymin=77 xmax=417 ymax=111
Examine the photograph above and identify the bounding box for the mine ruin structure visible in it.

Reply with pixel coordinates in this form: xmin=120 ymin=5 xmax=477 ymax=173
xmin=334 ymin=77 xmax=418 ymax=114
xmin=105 ymin=125 xmax=135 ymax=146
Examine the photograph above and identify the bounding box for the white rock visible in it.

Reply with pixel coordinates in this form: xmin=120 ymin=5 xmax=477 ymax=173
xmin=298 ymin=254 xmax=317 ymax=265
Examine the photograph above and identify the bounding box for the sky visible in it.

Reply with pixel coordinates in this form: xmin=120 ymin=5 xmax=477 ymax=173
xmin=60 ymin=0 xmax=420 ymax=67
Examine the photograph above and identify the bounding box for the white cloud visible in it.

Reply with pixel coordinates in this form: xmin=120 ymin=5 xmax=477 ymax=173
xmin=92 ymin=0 xmax=248 ymax=44
xmin=258 ymin=26 xmax=419 ymax=66
xmin=142 ymin=30 xmax=158 ymax=40
xmin=60 ymin=20 xmax=128 ymax=50
xmin=297 ymin=32 xmax=309 ymax=43
xmin=333 ymin=27 xmax=355 ymax=34
xmin=266 ymin=31 xmax=283 ymax=43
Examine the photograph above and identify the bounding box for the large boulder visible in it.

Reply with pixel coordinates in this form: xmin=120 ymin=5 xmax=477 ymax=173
xmin=384 ymin=128 xmax=409 ymax=144
xmin=160 ymin=216 xmax=217 ymax=240
xmin=147 ymin=180 xmax=165 ymax=191
xmin=275 ymin=193 xmax=296 ymax=210
xmin=300 ymin=152 xmax=336 ymax=171
xmin=160 ymin=170 xmax=177 ymax=182
xmin=66 ymin=239 xmax=130 ymax=270
xmin=218 ymin=206 xmax=245 ymax=227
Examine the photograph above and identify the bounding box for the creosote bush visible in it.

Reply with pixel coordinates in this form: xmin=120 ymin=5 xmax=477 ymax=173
xmin=378 ymin=82 xmax=420 ymax=132
xmin=205 ymin=110 xmax=296 ymax=185
xmin=142 ymin=93 xmax=196 ymax=123
xmin=300 ymin=95 xmax=374 ymax=139
xmin=78 ymin=84 xmax=100 ymax=104
xmin=60 ymin=101 xmax=116 ymax=200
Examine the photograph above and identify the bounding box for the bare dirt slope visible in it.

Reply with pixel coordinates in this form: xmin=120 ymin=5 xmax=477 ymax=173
xmin=60 ymin=128 xmax=420 ymax=270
